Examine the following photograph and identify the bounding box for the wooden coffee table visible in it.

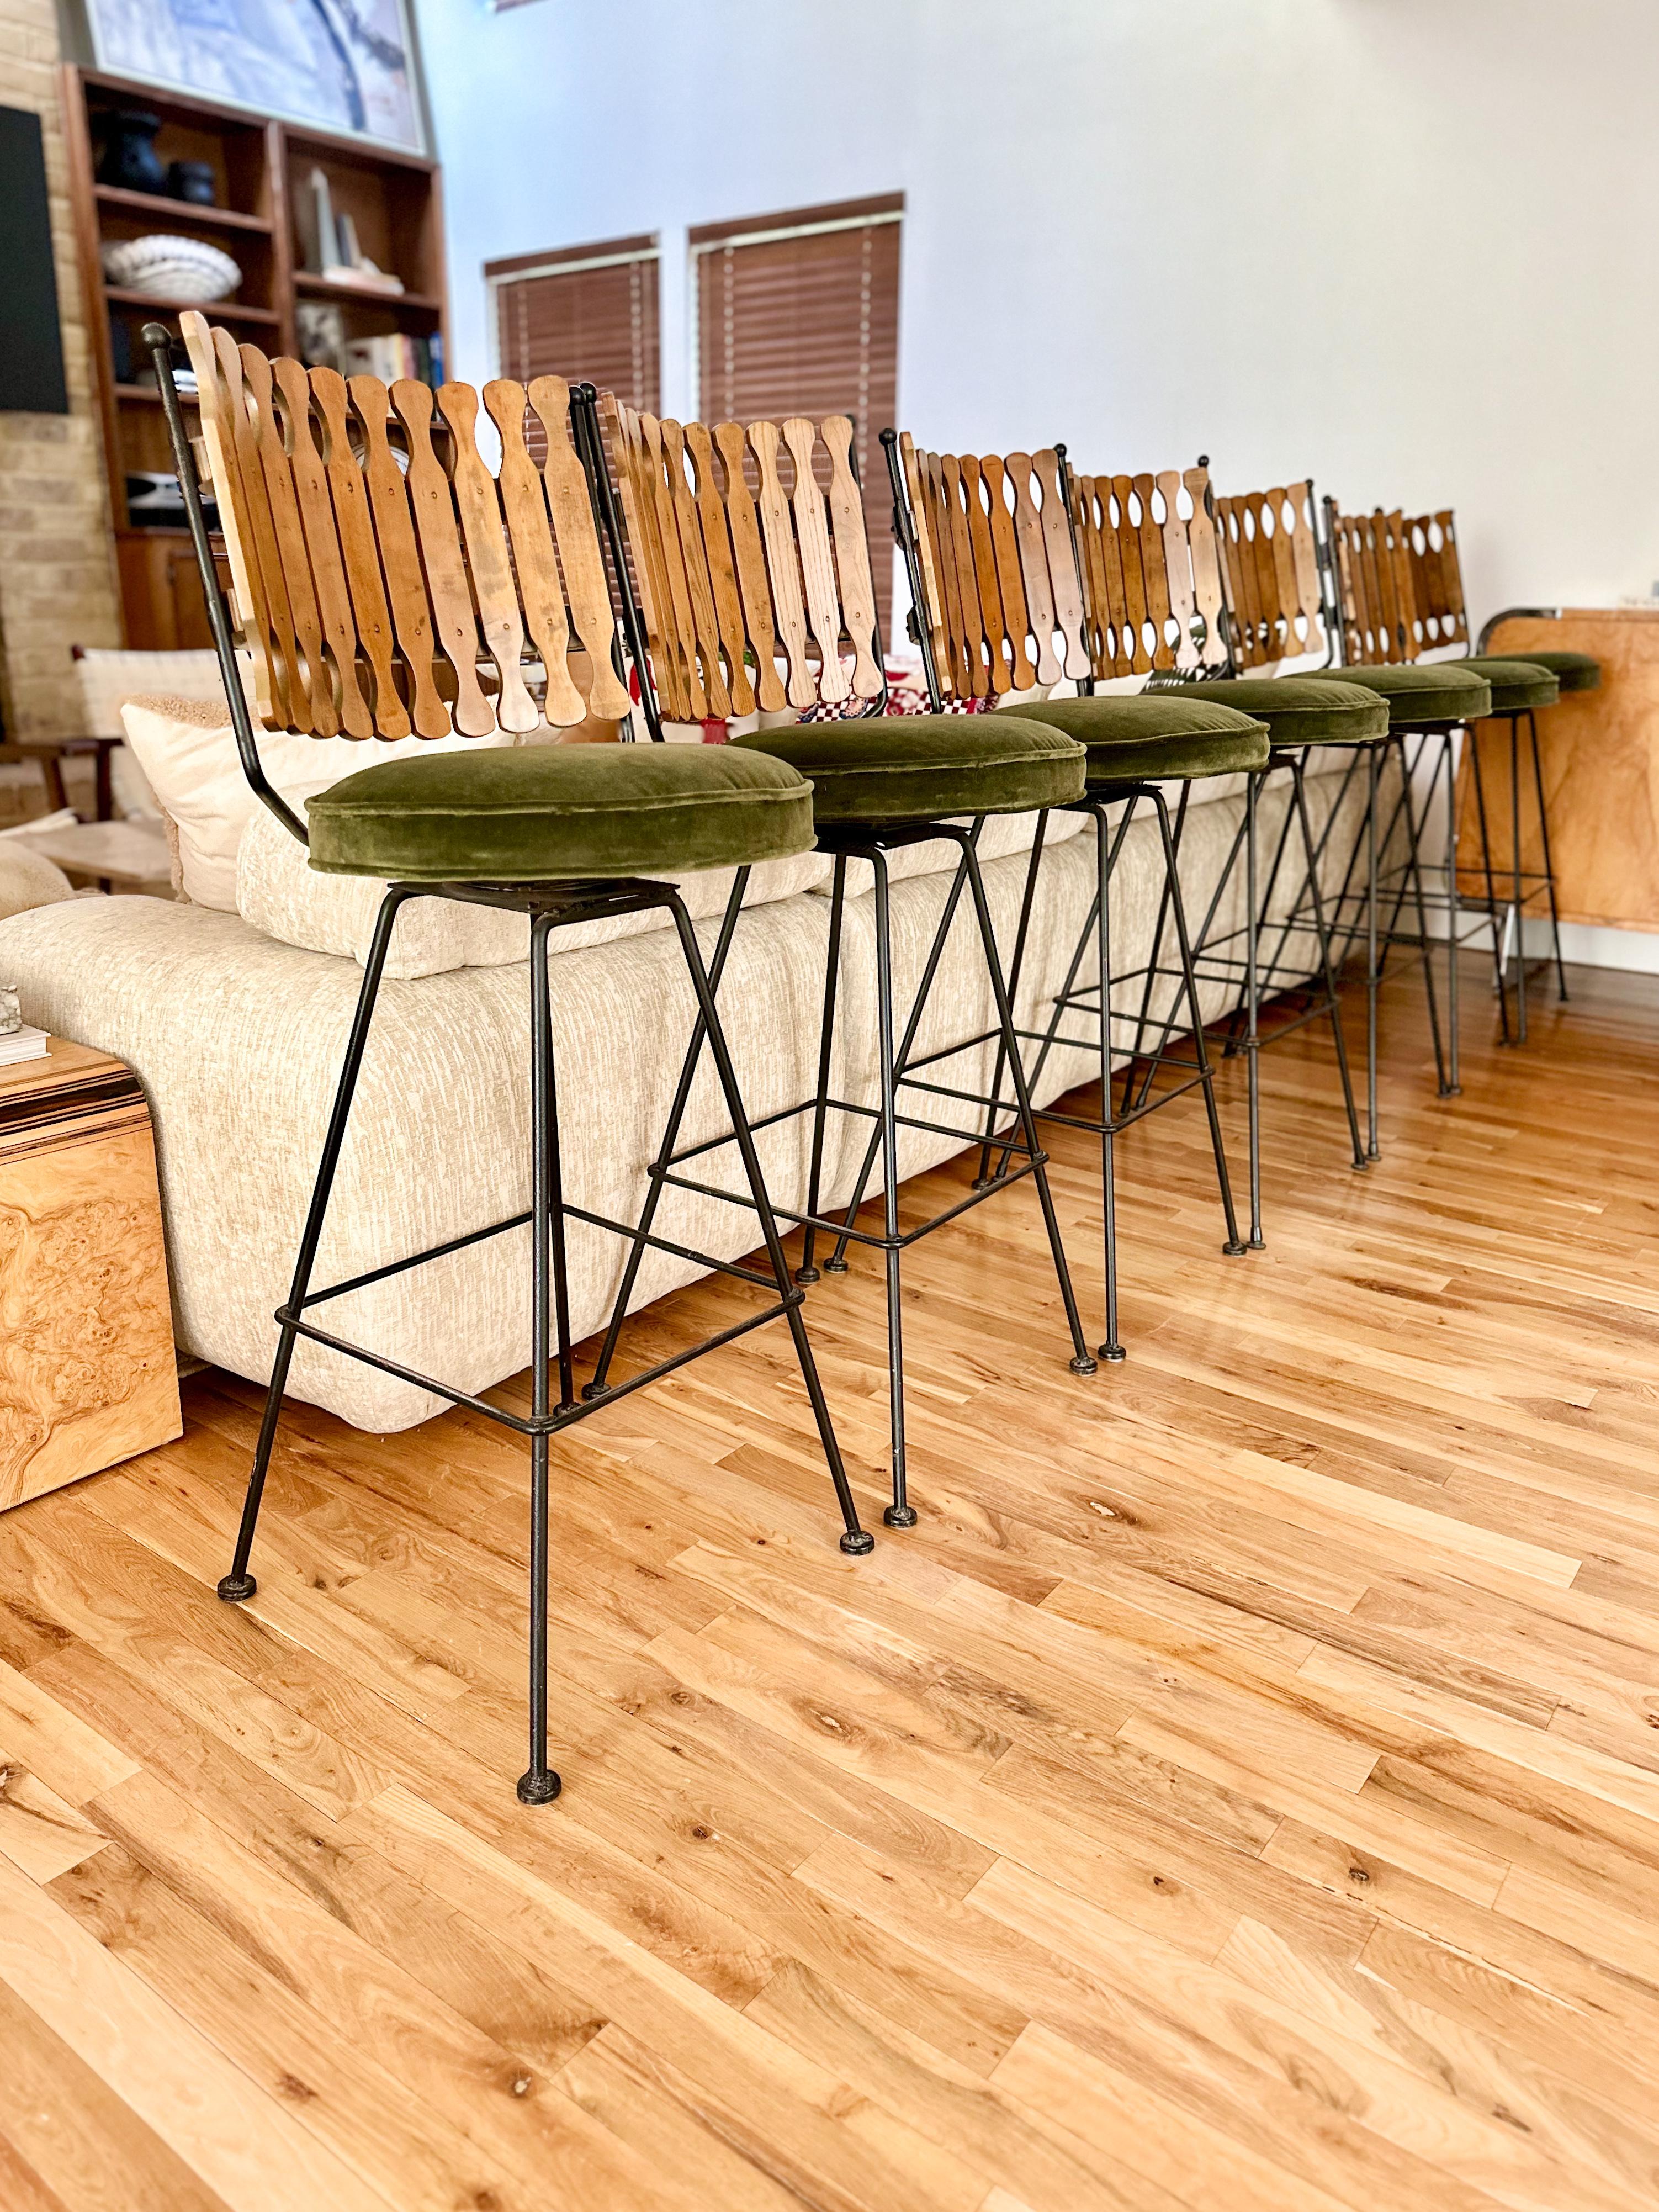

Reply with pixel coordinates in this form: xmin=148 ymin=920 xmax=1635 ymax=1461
xmin=0 ymin=1036 xmax=181 ymax=1509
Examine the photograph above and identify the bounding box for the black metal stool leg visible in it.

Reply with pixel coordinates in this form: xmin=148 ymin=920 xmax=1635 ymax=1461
xmin=1466 ymin=721 xmax=1512 ymax=1043
xmin=1150 ymin=787 xmax=1244 ymax=1258
xmin=956 ymin=835 xmax=1096 ymax=1382
xmin=1529 ymin=710 xmax=1570 ymax=1004
xmin=798 ymin=856 xmax=847 ymax=1283
xmin=665 ymin=897 xmax=872 ymax=1557
xmin=1092 ymin=803 xmax=1123 ymax=1364
xmin=1444 ymin=732 xmax=1462 ymax=1094
xmin=1290 ymin=758 xmax=1367 ymax=1172
xmin=1365 ymin=743 xmax=1381 ymax=1160
xmin=827 ymin=843 xmax=977 ymax=1272
xmin=870 ymin=853 xmax=915 ymax=1525
xmin=519 ymin=915 xmax=563 ymax=1806
xmin=585 ymin=871 xmax=752 ymax=1398
xmin=1510 ymin=715 xmax=1528 ymax=1045
xmin=1391 ymin=734 xmax=1450 ymax=1099
xmin=1244 ymin=770 xmax=1263 ymax=1248
xmin=219 ymin=887 xmax=410 ymax=1605
xmin=976 ymin=816 xmax=1047 ymax=1187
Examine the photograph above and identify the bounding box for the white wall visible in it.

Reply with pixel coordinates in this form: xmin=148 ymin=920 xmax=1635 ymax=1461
xmin=416 ymin=0 xmax=1659 ymax=625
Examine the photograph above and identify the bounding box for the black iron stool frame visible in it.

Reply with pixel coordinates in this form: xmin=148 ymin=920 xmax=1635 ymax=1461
xmin=577 ymin=387 xmax=1097 ymax=1532
xmin=994 ymin=451 xmax=1373 ymax=1260
xmin=883 ymin=432 xmax=1250 ymax=1358
xmin=150 ymin=326 xmax=871 ymax=1811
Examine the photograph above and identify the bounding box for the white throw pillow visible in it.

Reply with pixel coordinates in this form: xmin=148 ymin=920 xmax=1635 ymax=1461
xmin=236 ymin=800 xmax=833 ymax=978
xmin=120 ymin=692 xmax=511 ymax=912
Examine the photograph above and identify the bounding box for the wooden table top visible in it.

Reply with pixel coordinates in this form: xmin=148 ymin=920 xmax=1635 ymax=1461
xmin=0 ymin=1035 xmax=149 ymax=1158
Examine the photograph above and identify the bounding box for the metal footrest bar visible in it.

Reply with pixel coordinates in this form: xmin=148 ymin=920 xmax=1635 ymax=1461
xmin=277 ymin=1284 xmax=803 ymax=1438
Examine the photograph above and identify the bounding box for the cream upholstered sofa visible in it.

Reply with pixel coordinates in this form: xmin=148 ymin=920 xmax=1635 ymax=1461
xmin=0 ymin=689 xmax=1379 ymax=1434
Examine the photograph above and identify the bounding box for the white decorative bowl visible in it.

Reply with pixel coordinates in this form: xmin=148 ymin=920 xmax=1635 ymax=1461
xmin=102 ymin=235 xmax=241 ymax=303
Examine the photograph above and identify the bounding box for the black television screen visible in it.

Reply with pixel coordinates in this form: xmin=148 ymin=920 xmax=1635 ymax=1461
xmin=0 ymin=105 xmax=70 ymax=415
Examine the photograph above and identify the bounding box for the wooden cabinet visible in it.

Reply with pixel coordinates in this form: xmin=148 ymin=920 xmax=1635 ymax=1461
xmin=59 ymin=66 xmax=448 ymax=652
xmin=0 ymin=1038 xmax=181 ymax=1510
xmin=1457 ymin=609 xmax=1659 ymax=932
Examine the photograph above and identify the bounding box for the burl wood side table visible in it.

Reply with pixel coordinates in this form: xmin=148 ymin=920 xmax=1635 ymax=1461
xmin=0 ymin=1037 xmax=181 ymax=1509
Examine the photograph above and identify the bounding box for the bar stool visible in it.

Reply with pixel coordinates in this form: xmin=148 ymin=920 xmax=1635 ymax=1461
xmin=884 ymin=430 xmax=1266 ymax=1360
xmin=1033 ymin=458 xmax=1387 ymax=1229
xmin=1324 ymin=502 xmax=1560 ymax=1055
xmin=1194 ymin=478 xmax=1477 ymax=1159
xmin=587 ymin=391 xmax=1094 ymax=1530
xmin=152 ymin=315 xmax=872 ymax=1807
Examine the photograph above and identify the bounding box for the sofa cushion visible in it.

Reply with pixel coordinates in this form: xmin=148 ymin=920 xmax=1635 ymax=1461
xmin=306 ymin=743 xmax=817 ymax=882
xmin=1001 ymin=694 xmax=1270 ymax=783
xmin=734 ymin=713 xmax=1085 ymax=825
xmin=120 ymin=688 xmax=512 ymax=910
xmin=238 ymin=800 xmax=833 ymax=978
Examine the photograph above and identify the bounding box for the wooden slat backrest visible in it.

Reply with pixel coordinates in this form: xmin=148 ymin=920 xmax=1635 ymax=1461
xmin=898 ymin=437 xmax=1091 ymax=703
xmin=1066 ymin=462 xmax=1229 ymax=681
xmin=1327 ymin=504 xmax=1418 ymax=666
xmin=177 ymin=311 xmax=627 ymax=740
xmin=1214 ymin=480 xmax=1329 ymax=670
xmin=598 ymin=395 xmax=887 ymax=717
xmin=1398 ymin=510 xmax=1470 ymax=656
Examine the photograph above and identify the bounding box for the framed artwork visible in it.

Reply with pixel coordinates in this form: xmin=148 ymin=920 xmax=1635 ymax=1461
xmin=83 ymin=0 xmax=426 ymax=151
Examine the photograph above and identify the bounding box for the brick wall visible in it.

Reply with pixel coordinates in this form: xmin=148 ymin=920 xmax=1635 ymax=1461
xmin=0 ymin=0 xmax=121 ymax=753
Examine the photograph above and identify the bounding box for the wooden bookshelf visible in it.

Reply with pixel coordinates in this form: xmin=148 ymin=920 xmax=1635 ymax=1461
xmin=60 ymin=66 xmax=448 ymax=649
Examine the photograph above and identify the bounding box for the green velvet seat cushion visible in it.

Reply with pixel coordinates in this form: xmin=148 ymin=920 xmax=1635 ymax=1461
xmin=1168 ymin=674 xmax=1390 ymax=747
xmin=1455 ymin=655 xmax=1561 ymax=713
xmin=1492 ymin=647 xmax=1599 ymax=694
xmin=306 ymin=742 xmax=817 ymax=882
xmin=734 ymin=713 xmax=1084 ymax=825
xmin=1000 ymin=692 xmax=1269 ymax=782
xmin=1331 ymin=662 xmax=1492 ymax=727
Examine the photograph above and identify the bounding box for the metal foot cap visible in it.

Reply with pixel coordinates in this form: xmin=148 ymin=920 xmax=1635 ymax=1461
xmin=516 ymin=1768 xmax=563 ymax=1806
xmin=1222 ymin=1240 xmax=1247 ymax=1257
xmin=217 ymin=1573 xmax=257 ymax=1602
xmin=794 ymin=1265 xmax=820 ymax=1285
xmin=1098 ymin=1342 xmax=1127 ymax=1364
xmin=823 ymin=1257 xmax=849 ymax=1274
xmin=579 ymin=1379 xmax=606 ymax=1401
xmin=1068 ymin=1353 xmax=1098 ymax=1377
xmin=839 ymin=1528 xmax=876 ymax=1556
xmin=1248 ymin=1234 xmax=1266 ymax=1252
xmin=883 ymin=1502 xmax=919 ymax=1530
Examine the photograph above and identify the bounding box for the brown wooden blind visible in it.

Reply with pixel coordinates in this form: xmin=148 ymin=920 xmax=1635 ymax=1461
xmin=487 ymin=235 xmax=660 ymax=412
xmin=692 ymin=194 xmax=902 ymax=638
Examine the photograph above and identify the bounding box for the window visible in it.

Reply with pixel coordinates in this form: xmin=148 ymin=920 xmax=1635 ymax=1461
xmin=691 ymin=193 xmax=902 ymax=637
xmin=486 ymin=234 xmax=660 ymax=414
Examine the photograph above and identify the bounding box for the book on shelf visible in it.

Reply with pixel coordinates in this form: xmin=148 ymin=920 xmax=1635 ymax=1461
xmin=0 ymin=1025 xmax=49 ymax=1069
xmin=341 ymin=333 xmax=441 ymax=387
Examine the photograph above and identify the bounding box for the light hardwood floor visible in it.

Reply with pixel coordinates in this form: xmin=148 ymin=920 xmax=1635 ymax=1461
xmin=3 ymin=958 xmax=1658 ymax=2212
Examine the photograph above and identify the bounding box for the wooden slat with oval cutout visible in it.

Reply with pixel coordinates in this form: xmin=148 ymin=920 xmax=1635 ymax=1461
xmin=821 ymin=415 xmax=882 ymax=700
xmin=179 ymin=312 xmax=283 ymax=726
xmin=271 ymin=357 xmax=372 ymax=739
xmin=713 ymin=420 xmax=786 ymax=715
xmin=438 ymin=382 xmax=538 ymax=734
xmin=484 ymin=377 xmax=586 ymax=730
xmin=348 ymin=375 xmax=450 ymax=738
xmin=240 ymin=344 xmax=333 ymax=734
xmin=309 ymin=368 xmax=409 ymax=738
xmin=526 ymin=375 xmax=632 ymax=723
xmin=390 ymin=378 xmax=492 ymax=738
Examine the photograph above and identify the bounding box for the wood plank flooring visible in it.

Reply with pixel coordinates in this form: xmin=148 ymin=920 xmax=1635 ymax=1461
xmin=3 ymin=957 xmax=1658 ymax=2211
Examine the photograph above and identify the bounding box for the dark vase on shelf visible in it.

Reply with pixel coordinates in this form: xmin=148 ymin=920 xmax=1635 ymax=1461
xmin=167 ymin=160 xmax=218 ymax=206
xmin=97 ymin=110 xmax=166 ymax=193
